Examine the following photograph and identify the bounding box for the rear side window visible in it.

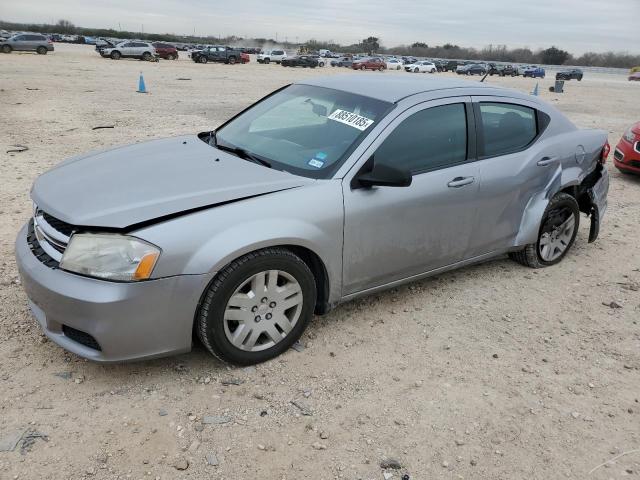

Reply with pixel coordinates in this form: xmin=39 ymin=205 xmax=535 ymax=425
xmin=479 ymin=103 xmax=537 ymax=157
xmin=375 ymin=103 xmax=468 ymax=174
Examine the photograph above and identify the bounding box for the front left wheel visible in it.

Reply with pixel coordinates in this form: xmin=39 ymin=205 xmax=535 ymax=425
xmin=196 ymin=248 xmax=316 ymax=365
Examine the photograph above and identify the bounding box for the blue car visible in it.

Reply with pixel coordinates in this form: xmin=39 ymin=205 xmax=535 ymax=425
xmin=523 ymin=66 xmax=545 ymax=78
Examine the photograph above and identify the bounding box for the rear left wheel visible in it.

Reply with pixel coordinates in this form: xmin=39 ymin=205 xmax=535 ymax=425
xmin=1 ymin=44 xmax=12 ymax=54
xmin=509 ymin=193 xmax=580 ymax=268
xmin=36 ymin=46 xmax=47 ymax=55
xmin=196 ymin=248 xmax=316 ymax=365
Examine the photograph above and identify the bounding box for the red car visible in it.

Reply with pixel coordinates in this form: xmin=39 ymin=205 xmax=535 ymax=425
xmin=613 ymin=122 xmax=640 ymax=174
xmin=351 ymin=57 xmax=386 ymax=71
xmin=152 ymin=42 xmax=178 ymax=60
xmin=240 ymin=52 xmax=250 ymax=64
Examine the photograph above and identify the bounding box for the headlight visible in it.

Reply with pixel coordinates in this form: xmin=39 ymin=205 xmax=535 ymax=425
xmin=623 ymin=128 xmax=636 ymax=143
xmin=60 ymin=233 xmax=160 ymax=281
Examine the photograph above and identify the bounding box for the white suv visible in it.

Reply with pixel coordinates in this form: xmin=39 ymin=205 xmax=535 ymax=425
xmin=257 ymin=49 xmax=287 ymax=64
xmin=101 ymin=41 xmax=156 ymax=61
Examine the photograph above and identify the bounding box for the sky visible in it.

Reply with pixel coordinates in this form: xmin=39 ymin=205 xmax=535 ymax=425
xmin=1 ymin=0 xmax=638 ymax=55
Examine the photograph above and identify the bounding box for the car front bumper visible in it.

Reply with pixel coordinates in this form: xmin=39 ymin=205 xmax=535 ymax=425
xmin=15 ymin=223 xmax=212 ymax=363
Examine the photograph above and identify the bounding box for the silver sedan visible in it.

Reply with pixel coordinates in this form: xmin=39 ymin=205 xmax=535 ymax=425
xmin=16 ymin=76 xmax=610 ymax=365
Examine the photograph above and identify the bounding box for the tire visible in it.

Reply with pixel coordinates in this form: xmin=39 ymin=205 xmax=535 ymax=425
xmin=414 ymin=68 xmax=419 ymax=73
xmin=319 ymin=62 xmax=324 ymax=67
xmin=166 ymin=53 xmax=175 ymax=60
xmin=196 ymin=248 xmax=316 ymax=365
xmin=578 ymin=76 xmax=582 ymax=81
xmin=228 ymin=56 xmax=236 ymax=65
xmin=36 ymin=46 xmax=47 ymax=55
xmin=1 ymin=44 xmax=12 ymax=54
xmin=509 ymin=193 xmax=580 ymax=268
xmin=264 ymin=58 xmax=270 ymax=64
xmin=379 ymin=66 xmax=384 ymax=71
xmin=110 ymin=50 xmax=121 ymax=60
xmin=142 ymin=52 xmax=152 ymax=61
xmin=199 ymin=56 xmax=208 ymax=64
xmin=431 ymin=68 xmax=436 ymax=73
xmin=360 ymin=65 xmax=366 ymax=71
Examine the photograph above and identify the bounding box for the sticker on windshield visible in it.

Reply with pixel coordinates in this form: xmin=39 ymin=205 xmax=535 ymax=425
xmin=328 ymin=109 xmax=374 ymax=131
xmin=308 ymin=159 xmax=324 ymax=168
xmin=315 ymin=152 xmax=327 ymax=160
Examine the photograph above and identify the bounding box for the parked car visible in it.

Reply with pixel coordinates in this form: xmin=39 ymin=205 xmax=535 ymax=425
xmin=101 ymin=41 xmax=156 ymax=61
xmin=457 ymin=63 xmax=487 ymax=75
xmin=16 ymin=76 xmax=610 ymax=365
xmin=257 ymin=49 xmax=287 ymax=64
xmin=240 ymin=52 xmax=250 ymax=63
xmin=152 ymin=42 xmax=178 ymax=60
xmin=386 ymin=58 xmax=403 ymax=70
xmin=191 ymin=46 xmax=242 ymax=64
xmin=402 ymin=56 xmax=418 ymax=65
xmin=523 ymin=66 xmax=546 ymax=78
xmin=331 ymin=56 xmax=353 ymax=67
xmin=487 ymin=63 xmax=516 ymax=76
xmin=629 ymin=72 xmax=640 ymax=81
xmin=443 ymin=60 xmax=461 ymax=72
xmin=1 ymin=33 xmax=54 ymax=54
xmin=556 ymin=69 xmax=583 ymax=81
xmin=95 ymin=38 xmax=117 ymax=54
xmin=309 ymin=55 xmax=326 ymax=67
xmin=613 ymin=122 xmax=640 ymax=175
xmin=281 ymin=55 xmax=319 ymax=68
xmin=352 ymin=57 xmax=386 ymax=71
xmin=405 ymin=61 xmax=437 ymax=73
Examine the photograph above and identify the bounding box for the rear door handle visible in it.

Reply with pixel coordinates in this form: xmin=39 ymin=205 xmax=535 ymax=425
xmin=537 ymin=156 xmax=557 ymax=166
xmin=447 ymin=176 xmax=475 ymax=188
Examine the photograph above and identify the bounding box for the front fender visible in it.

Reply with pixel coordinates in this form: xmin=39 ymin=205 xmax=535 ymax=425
xmin=134 ymin=181 xmax=344 ymax=304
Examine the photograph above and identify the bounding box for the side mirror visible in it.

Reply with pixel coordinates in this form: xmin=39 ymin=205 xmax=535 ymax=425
xmin=355 ymin=162 xmax=412 ymax=189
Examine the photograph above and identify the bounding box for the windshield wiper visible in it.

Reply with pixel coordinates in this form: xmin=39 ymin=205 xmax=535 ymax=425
xmin=215 ymin=141 xmax=272 ymax=168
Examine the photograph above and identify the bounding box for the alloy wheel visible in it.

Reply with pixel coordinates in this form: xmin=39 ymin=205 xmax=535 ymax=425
xmin=223 ymin=270 xmax=303 ymax=352
xmin=538 ymin=207 xmax=575 ymax=262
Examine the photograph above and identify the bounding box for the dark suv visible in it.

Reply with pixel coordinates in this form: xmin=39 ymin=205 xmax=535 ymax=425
xmin=556 ymin=69 xmax=583 ymax=81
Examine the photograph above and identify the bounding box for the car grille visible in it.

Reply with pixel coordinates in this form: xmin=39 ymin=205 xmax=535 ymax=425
xmin=28 ymin=207 xmax=75 ymax=267
xmin=62 ymin=325 xmax=102 ymax=351
xmin=630 ymin=160 xmax=640 ymax=169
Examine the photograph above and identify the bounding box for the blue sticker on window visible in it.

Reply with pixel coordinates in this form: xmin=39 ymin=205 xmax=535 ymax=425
xmin=315 ymin=152 xmax=327 ymax=160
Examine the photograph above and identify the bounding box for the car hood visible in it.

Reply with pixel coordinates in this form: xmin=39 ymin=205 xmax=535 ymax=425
xmin=31 ymin=135 xmax=313 ymax=229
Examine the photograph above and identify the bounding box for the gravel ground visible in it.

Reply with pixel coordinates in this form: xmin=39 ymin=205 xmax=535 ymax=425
xmin=0 ymin=43 xmax=639 ymax=480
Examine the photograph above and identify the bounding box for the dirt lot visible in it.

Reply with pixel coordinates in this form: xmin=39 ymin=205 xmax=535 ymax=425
xmin=0 ymin=43 xmax=639 ymax=480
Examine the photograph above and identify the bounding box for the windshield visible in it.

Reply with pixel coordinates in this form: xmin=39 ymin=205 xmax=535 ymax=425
xmin=213 ymin=84 xmax=393 ymax=179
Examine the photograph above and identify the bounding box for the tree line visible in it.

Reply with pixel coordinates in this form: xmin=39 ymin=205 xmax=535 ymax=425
xmin=1 ymin=19 xmax=638 ymax=68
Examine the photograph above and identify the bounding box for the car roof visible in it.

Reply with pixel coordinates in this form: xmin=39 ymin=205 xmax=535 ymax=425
xmin=298 ymin=75 xmax=504 ymax=103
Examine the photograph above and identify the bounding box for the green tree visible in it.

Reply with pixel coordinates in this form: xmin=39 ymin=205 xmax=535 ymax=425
xmin=56 ymin=19 xmax=75 ymax=34
xmin=361 ymin=36 xmax=380 ymax=54
xmin=540 ymin=46 xmax=571 ymax=65
xmin=411 ymin=42 xmax=428 ymax=49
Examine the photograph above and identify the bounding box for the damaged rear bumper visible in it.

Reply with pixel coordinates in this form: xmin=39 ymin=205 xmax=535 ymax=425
xmin=584 ymin=165 xmax=609 ymax=243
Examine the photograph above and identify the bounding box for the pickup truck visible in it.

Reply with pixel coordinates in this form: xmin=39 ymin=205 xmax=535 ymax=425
xmin=191 ymin=46 xmax=243 ymax=64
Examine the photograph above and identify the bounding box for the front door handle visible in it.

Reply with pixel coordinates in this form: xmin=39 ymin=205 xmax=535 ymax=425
xmin=447 ymin=176 xmax=475 ymax=188
xmin=537 ymin=156 xmax=557 ymax=166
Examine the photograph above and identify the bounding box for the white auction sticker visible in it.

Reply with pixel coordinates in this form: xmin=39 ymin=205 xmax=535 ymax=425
xmin=328 ymin=109 xmax=374 ymax=131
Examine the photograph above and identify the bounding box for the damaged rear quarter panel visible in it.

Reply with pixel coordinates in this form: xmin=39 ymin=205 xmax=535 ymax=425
xmin=514 ymin=128 xmax=608 ymax=246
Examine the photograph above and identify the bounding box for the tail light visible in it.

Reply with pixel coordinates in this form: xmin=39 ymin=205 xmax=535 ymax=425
xmin=600 ymin=141 xmax=610 ymax=164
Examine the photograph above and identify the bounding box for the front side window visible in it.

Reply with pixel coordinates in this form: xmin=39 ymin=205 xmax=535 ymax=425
xmin=213 ymin=84 xmax=392 ymax=179
xmin=479 ymin=102 xmax=537 ymax=157
xmin=374 ymin=103 xmax=468 ymax=174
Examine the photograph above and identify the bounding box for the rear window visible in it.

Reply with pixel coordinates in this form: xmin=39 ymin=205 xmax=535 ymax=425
xmin=272 ymin=50 xmax=284 ymax=55
xmin=478 ymin=102 xmax=538 ymax=157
